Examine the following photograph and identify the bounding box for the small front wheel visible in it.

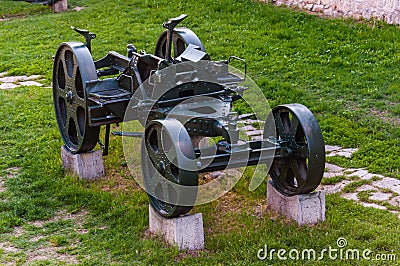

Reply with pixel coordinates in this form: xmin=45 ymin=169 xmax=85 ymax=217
xmin=266 ymin=104 xmax=325 ymax=196
xmin=53 ymin=42 xmax=99 ymax=153
xmin=141 ymin=119 xmax=198 ymax=218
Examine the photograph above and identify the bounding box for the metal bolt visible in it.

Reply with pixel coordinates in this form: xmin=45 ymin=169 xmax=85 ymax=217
xmin=66 ymin=91 xmax=74 ymax=103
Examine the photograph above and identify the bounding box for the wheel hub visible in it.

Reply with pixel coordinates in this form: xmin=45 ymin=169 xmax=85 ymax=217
xmin=66 ymin=90 xmax=74 ymax=103
xmin=158 ymin=161 xmax=166 ymax=174
xmin=282 ymin=147 xmax=293 ymax=158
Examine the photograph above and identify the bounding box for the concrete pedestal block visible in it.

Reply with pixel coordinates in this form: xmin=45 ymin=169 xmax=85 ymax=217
xmin=52 ymin=0 xmax=68 ymax=13
xmin=148 ymin=205 xmax=204 ymax=250
xmin=267 ymin=181 xmax=325 ymax=225
xmin=61 ymin=146 xmax=104 ymax=179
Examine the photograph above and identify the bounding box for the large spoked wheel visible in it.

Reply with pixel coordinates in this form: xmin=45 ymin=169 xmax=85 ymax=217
xmin=53 ymin=42 xmax=100 ymax=154
xmin=155 ymin=27 xmax=209 ymax=60
xmin=266 ymin=104 xmax=325 ymax=196
xmin=141 ymin=119 xmax=198 ymax=218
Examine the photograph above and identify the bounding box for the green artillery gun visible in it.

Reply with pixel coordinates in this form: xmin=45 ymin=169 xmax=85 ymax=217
xmin=53 ymin=14 xmax=325 ymax=218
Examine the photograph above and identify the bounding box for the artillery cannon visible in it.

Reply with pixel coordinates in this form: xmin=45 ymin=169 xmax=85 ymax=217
xmin=52 ymin=14 xmax=325 ymax=218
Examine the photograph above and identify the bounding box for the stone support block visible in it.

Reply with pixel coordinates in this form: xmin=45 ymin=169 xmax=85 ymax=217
xmin=267 ymin=181 xmax=325 ymax=225
xmin=61 ymin=146 xmax=104 ymax=180
xmin=52 ymin=0 xmax=68 ymax=13
xmin=148 ymin=205 xmax=204 ymax=250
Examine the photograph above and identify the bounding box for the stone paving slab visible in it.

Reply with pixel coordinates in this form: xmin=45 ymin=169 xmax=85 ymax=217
xmin=0 ymin=180 xmax=6 ymax=193
xmin=325 ymin=145 xmax=342 ymax=153
xmin=369 ymin=192 xmax=392 ymax=201
xmin=0 ymin=74 xmax=44 ymax=89
xmin=388 ymin=196 xmax=400 ymax=207
xmin=321 ymin=145 xmax=400 ymax=218
xmin=325 ymin=163 xmax=344 ymax=173
xmin=355 ymin=184 xmax=377 ymax=192
xmin=323 ymin=172 xmax=344 ymax=178
xmin=19 ymin=81 xmax=43 ymax=87
xmin=347 ymin=169 xmax=369 ymax=178
xmin=342 ymin=193 xmax=359 ymax=201
xmin=240 ymin=125 xmax=257 ymax=131
xmin=359 ymin=173 xmax=385 ymax=180
xmin=326 ymin=148 xmax=358 ymax=158
xmin=245 ymin=130 xmax=263 ymax=136
xmin=0 ymin=76 xmax=29 ymax=83
xmin=372 ymin=178 xmax=400 ymax=194
xmin=244 ymin=119 xmax=263 ymax=124
xmin=320 ymin=180 xmax=352 ymax=194
xmin=0 ymin=83 xmax=18 ymax=90
xmin=360 ymin=202 xmax=387 ymax=210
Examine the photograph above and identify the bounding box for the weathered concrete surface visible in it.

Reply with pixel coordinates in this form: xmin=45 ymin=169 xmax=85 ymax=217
xmin=148 ymin=205 xmax=204 ymax=250
xmin=52 ymin=0 xmax=68 ymax=13
xmin=270 ymin=0 xmax=400 ymax=25
xmin=267 ymin=181 xmax=325 ymax=225
xmin=61 ymin=146 xmax=104 ymax=179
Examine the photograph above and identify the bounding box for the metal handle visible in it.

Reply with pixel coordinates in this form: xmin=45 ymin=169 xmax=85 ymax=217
xmin=71 ymin=26 xmax=96 ymax=53
xmin=227 ymin=56 xmax=247 ymax=81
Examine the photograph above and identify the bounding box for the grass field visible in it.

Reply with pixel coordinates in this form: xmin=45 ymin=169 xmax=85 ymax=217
xmin=0 ymin=0 xmax=400 ymax=265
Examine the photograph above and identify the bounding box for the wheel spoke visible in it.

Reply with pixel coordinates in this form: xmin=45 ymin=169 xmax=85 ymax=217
xmin=277 ymin=161 xmax=289 ymax=185
xmin=74 ymin=96 xmax=86 ymax=108
xmin=61 ymin=54 xmax=70 ymax=81
xmin=145 ymin=141 xmax=159 ymax=163
xmin=74 ymin=117 xmax=82 ymax=139
xmin=156 ymin=129 xmax=163 ymax=153
xmin=289 ymin=115 xmax=300 ymax=137
xmin=288 ymin=158 xmax=306 ymax=189
xmin=274 ymin=111 xmax=291 ymax=139
xmin=294 ymin=145 xmax=309 ymax=158
xmin=55 ymin=86 xmax=66 ymax=99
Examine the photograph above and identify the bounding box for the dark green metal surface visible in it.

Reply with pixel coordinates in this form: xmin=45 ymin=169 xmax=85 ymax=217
xmin=52 ymin=15 xmax=326 ymax=218
xmin=142 ymin=119 xmax=198 ymax=218
xmin=53 ymin=42 xmax=100 ymax=153
xmin=266 ymin=104 xmax=325 ymax=196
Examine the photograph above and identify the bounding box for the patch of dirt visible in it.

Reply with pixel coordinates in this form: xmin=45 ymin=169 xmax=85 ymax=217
xmin=174 ymin=249 xmax=208 ymax=262
xmin=99 ymin=169 xmax=141 ymax=194
xmin=28 ymin=209 xmax=88 ymax=228
xmin=0 ymin=180 xmax=6 ymax=193
xmin=369 ymin=108 xmax=400 ymax=126
xmin=26 ymin=247 xmax=79 ymax=265
xmin=214 ymin=191 xmax=247 ymax=215
xmin=0 ymin=242 xmax=21 ymax=253
xmin=0 ymin=14 xmax=26 ymax=21
xmin=4 ymin=167 xmax=21 ymax=178
xmin=12 ymin=226 xmax=24 ymax=237
xmin=1 ymin=209 xmax=92 ymax=264
xmin=0 ymin=167 xmax=21 ymax=193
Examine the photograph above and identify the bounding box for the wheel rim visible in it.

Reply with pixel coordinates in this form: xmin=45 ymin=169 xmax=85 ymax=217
xmin=267 ymin=104 xmax=325 ymax=196
xmin=141 ymin=119 xmax=198 ymax=218
xmin=154 ymin=27 xmax=208 ymax=60
xmin=53 ymin=42 xmax=100 ymax=153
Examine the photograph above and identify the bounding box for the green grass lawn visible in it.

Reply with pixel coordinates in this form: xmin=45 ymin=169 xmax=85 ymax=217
xmin=0 ymin=0 xmax=400 ymax=265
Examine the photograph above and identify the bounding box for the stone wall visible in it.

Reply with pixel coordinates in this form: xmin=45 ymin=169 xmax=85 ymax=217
xmin=271 ymin=0 xmax=400 ymax=25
